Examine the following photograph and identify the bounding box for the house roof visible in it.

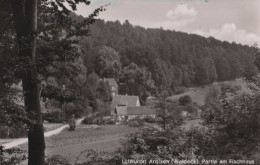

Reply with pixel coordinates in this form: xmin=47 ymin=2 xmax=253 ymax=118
xmin=111 ymin=95 xmax=140 ymax=112
xmin=115 ymin=106 xmax=156 ymax=116
xmin=127 ymin=106 xmax=157 ymax=115
xmin=104 ymin=78 xmax=118 ymax=87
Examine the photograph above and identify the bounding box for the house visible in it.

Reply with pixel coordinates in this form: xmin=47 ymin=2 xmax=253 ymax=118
xmin=115 ymin=106 xmax=156 ymax=121
xmin=103 ymin=78 xmax=118 ymax=97
xmin=111 ymin=95 xmax=157 ymax=121
xmin=111 ymin=95 xmax=140 ymax=115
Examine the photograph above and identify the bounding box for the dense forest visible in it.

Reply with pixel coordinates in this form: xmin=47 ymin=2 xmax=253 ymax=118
xmin=77 ymin=18 xmax=257 ymax=95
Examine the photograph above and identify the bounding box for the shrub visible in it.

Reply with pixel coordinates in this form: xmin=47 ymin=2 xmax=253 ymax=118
xmin=0 ymin=126 xmax=27 ymax=138
xmin=143 ymin=117 xmax=156 ymax=123
xmin=179 ymin=95 xmax=192 ymax=106
xmin=82 ymin=114 xmax=116 ymax=125
xmin=8 ymin=128 xmax=27 ymax=138
xmin=74 ymin=150 xmax=121 ymax=165
xmin=82 ymin=116 xmax=105 ymax=125
xmin=128 ymin=118 xmax=144 ymax=127
xmin=65 ymin=102 xmax=86 ymax=119
xmin=0 ymin=146 xmax=27 ymax=164
xmin=42 ymin=111 xmax=63 ymax=123
xmin=103 ymin=117 xmax=116 ymax=125
xmin=0 ymin=126 xmax=8 ymax=138
xmin=82 ymin=116 xmax=93 ymax=125
xmin=45 ymin=155 xmax=71 ymax=165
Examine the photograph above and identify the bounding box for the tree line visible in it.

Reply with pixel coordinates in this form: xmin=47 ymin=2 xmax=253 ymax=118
xmin=78 ymin=19 xmax=258 ymax=95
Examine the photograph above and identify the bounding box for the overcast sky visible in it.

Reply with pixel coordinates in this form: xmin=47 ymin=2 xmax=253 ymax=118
xmin=76 ymin=0 xmax=260 ymax=46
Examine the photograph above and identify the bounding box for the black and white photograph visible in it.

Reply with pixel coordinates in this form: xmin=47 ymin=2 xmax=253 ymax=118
xmin=0 ymin=0 xmax=259 ymax=164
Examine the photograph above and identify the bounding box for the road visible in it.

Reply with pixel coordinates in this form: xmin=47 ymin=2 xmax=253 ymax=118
xmin=2 ymin=118 xmax=84 ymax=149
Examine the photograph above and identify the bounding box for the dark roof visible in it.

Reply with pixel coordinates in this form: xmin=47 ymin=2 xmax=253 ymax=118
xmin=111 ymin=95 xmax=140 ymax=112
xmin=127 ymin=106 xmax=157 ymax=115
xmin=115 ymin=106 xmax=156 ymax=116
xmin=104 ymin=78 xmax=118 ymax=87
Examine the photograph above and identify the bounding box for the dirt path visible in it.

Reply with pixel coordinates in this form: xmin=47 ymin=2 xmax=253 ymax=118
xmin=2 ymin=118 xmax=84 ymax=149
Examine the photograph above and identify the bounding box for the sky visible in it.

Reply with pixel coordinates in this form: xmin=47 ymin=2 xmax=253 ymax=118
xmin=75 ymin=0 xmax=260 ymax=46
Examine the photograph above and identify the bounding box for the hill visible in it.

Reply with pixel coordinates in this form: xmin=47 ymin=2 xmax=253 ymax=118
xmin=78 ymin=19 xmax=257 ymax=95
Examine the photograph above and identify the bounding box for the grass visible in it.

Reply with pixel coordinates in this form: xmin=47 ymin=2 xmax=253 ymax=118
xmin=18 ymin=124 xmax=137 ymax=164
xmin=167 ymin=78 xmax=252 ymax=106
xmin=168 ymin=87 xmax=209 ymax=106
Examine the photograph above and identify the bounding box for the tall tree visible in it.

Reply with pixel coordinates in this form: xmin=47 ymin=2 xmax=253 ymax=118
xmin=11 ymin=1 xmax=45 ymax=164
xmin=93 ymin=46 xmax=121 ymax=79
xmin=119 ymin=63 xmax=154 ymax=104
xmin=0 ymin=0 xmax=104 ymax=164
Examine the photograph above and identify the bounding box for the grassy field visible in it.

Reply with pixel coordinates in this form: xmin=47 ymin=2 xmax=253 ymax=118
xmin=18 ymin=124 xmax=136 ymax=164
xmin=167 ymin=79 xmax=251 ymax=106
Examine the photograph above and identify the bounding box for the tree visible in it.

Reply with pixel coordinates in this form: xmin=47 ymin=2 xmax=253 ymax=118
xmin=199 ymin=84 xmax=260 ymax=159
xmin=42 ymin=56 xmax=89 ymax=120
xmin=42 ymin=84 xmax=77 ymax=120
xmin=179 ymin=95 xmax=192 ymax=106
xmin=94 ymin=46 xmax=121 ymax=79
xmin=155 ymin=91 xmax=183 ymax=130
xmin=10 ymin=1 xmax=46 ymax=164
xmin=0 ymin=0 xmax=104 ymax=164
xmin=119 ymin=63 xmax=155 ymax=104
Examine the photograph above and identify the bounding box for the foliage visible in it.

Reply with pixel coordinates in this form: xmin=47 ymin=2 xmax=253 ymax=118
xmin=75 ymin=150 xmax=122 ymax=165
xmin=143 ymin=117 xmax=156 ymax=123
xmin=119 ymin=127 xmax=190 ymax=160
xmin=199 ymin=84 xmax=260 ymax=160
xmin=95 ymin=81 xmax=111 ymax=102
xmin=45 ymin=155 xmax=70 ymax=165
xmin=82 ymin=108 xmax=113 ymax=125
xmin=82 ymin=115 xmax=103 ymax=125
xmin=179 ymin=95 xmax=192 ymax=106
xmin=42 ymin=111 xmax=63 ymax=123
xmin=80 ymin=19 xmax=256 ymax=93
xmin=93 ymin=46 xmax=121 ymax=79
xmin=0 ymin=0 xmax=105 ymax=164
xmin=0 ymin=126 xmax=27 ymax=138
xmin=119 ymin=63 xmax=155 ymax=104
xmin=127 ymin=118 xmax=144 ymax=127
xmin=172 ymin=86 xmax=185 ymax=95
xmin=155 ymin=91 xmax=183 ymax=130
xmin=0 ymin=146 xmax=27 ymax=165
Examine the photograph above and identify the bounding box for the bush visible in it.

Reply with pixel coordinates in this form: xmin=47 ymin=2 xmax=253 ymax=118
xmin=8 ymin=128 xmax=27 ymax=138
xmin=42 ymin=111 xmax=63 ymax=123
xmin=179 ymin=95 xmax=192 ymax=106
xmin=82 ymin=114 xmax=116 ymax=125
xmin=82 ymin=116 xmax=105 ymax=125
xmin=65 ymin=102 xmax=86 ymax=119
xmin=0 ymin=126 xmax=27 ymax=138
xmin=0 ymin=147 xmax=27 ymax=164
xmin=0 ymin=126 xmax=8 ymax=138
xmin=128 ymin=118 xmax=144 ymax=127
xmin=103 ymin=117 xmax=116 ymax=125
xmin=143 ymin=117 xmax=156 ymax=123
xmin=82 ymin=116 xmax=94 ymax=125
xmin=45 ymin=155 xmax=71 ymax=165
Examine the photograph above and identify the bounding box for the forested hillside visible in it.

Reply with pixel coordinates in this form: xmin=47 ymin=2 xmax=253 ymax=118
xmin=78 ymin=19 xmax=257 ymax=95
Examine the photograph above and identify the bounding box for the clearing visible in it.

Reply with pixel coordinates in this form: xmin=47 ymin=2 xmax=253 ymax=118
xmin=167 ymin=78 xmax=251 ymax=106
